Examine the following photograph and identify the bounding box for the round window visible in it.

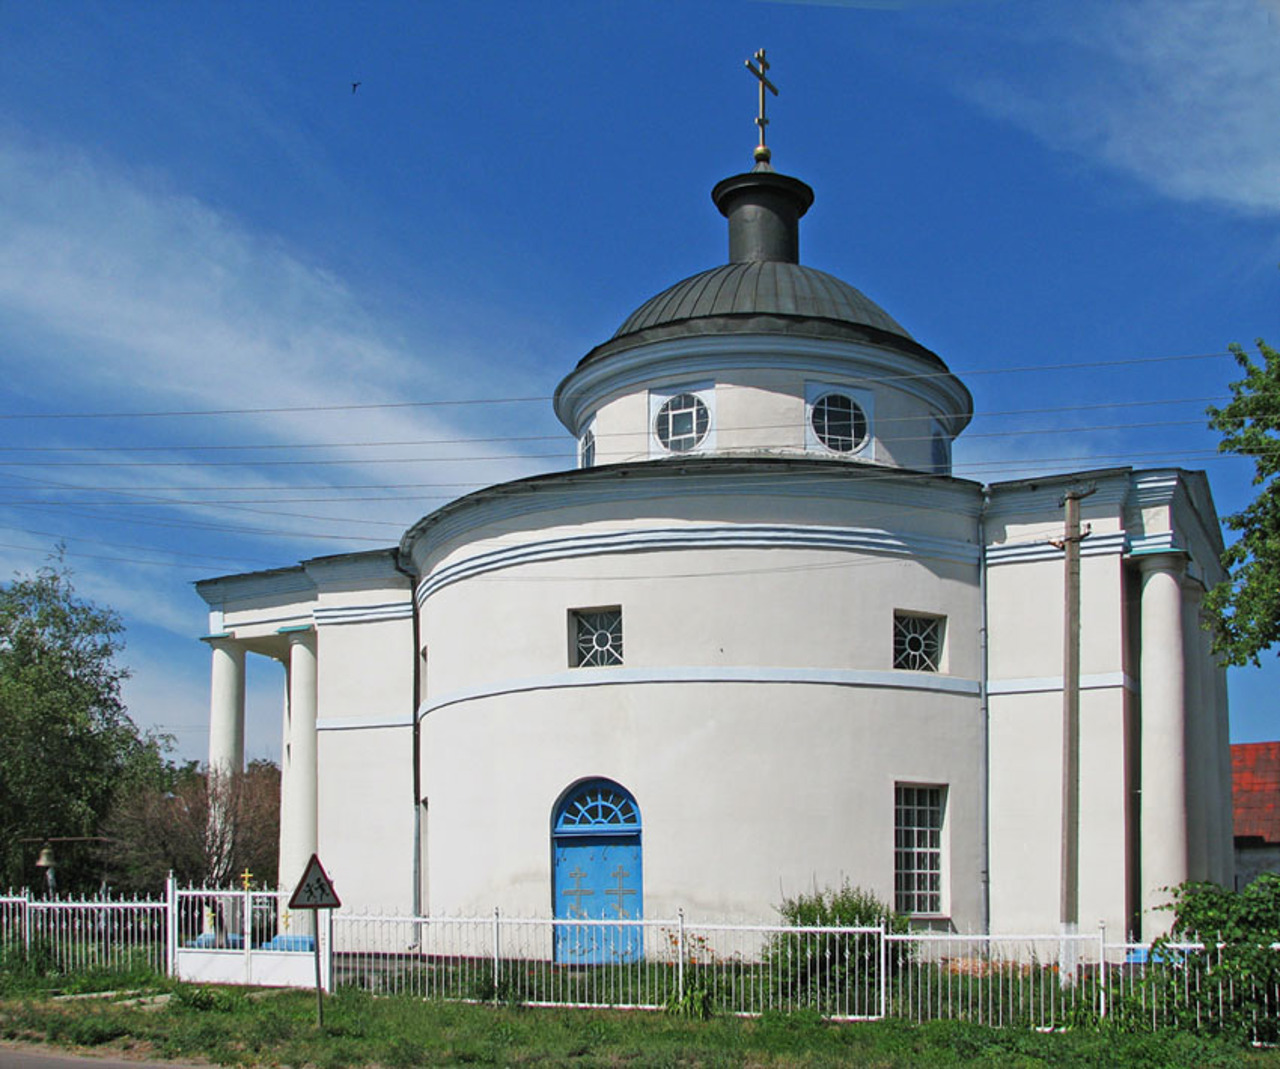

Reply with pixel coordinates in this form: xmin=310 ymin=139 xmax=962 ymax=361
xmin=655 ymin=393 xmax=709 ymax=452
xmin=811 ymin=393 xmax=868 ymax=453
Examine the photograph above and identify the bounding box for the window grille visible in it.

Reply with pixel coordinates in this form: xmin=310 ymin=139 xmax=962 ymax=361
xmin=580 ymin=429 xmax=595 ymax=468
xmin=894 ymin=612 xmax=943 ymax=672
xmin=573 ymin=608 xmax=623 ymax=667
xmin=555 ymin=780 xmax=640 ymax=832
xmin=811 ymin=392 xmax=868 ymax=453
xmin=655 ymin=392 xmax=709 ymax=452
xmin=895 ymin=784 xmax=945 ymax=915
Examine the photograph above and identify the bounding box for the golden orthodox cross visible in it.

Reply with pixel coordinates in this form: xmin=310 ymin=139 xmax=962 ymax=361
xmin=239 ymin=867 xmax=254 ymax=891
xmin=744 ymin=48 xmax=778 ymax=163
xmin=561 ymin=866 xmax=593 ymax=918
xmin=604 ymin=864 xmax=635 ymax=918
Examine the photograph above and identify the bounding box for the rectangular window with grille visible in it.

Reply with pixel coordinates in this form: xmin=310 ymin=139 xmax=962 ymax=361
xmin=893 ymin=612 xmax=943 ymax=672
xmin=895 ymin=784 xmax=945 ymax=915
xmin=571 ymin=608 xmax=623 ymax=667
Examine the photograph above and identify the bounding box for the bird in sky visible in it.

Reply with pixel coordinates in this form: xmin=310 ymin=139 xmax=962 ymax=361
xmin=351 ymin=81 xmax=361 ymax=94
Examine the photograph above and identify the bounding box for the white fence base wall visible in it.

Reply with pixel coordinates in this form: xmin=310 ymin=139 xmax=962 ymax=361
xmin=176 ymin=948 xmax=322 ymax=988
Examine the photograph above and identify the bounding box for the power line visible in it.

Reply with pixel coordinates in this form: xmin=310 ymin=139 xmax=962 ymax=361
xmin=0 ymin=349 xmax=1237 ymax=423
xmin=0 ymin=394 xmax=1235 ymax=455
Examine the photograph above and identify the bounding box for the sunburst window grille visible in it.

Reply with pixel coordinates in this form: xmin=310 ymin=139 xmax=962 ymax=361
xmin=894 ymin=613 xmax=943 ymax=672
xmin=811 ymin=392 xmax=868 ymax=453
xmin=573 ymin=609 xmax=623 ymax=667
xmin=555 ymin=780 xmax=640 ymax=832
xmin=655 ymin=392 xmax=709 ymax=452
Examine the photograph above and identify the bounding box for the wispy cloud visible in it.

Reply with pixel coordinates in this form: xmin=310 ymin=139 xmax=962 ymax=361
xmin=952 ymin=0 xmax=1280 ymax=215
xmin=0 ymin=133 xmax=565 ymax=734
xmin=0 ymin=137 xmax=563 ymax=551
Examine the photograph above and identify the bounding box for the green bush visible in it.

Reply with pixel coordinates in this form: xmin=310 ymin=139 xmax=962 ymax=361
xmin=765 ymin=882 xmax=909 ymax=1017
xmin=1141 ymin=873 xmax=1280 ymax=1042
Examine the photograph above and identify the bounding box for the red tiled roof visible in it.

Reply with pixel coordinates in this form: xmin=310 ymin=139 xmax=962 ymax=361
xmin=1233 ymin=742 xmax=1280 ymax=844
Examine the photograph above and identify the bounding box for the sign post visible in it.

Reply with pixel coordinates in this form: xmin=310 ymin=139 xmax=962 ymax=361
xmin=288 ymin=854 xmax=341 ymax=1027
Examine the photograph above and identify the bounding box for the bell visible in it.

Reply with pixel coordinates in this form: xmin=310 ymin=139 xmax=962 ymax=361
xmin=35 ymin=843 xmax=55 ymax=869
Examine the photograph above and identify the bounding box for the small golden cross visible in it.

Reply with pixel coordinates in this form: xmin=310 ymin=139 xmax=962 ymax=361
xmin=239 ymin=867 xmax=254 ymax=891
xmin=744 ymin=48 xmax=779 ymax=163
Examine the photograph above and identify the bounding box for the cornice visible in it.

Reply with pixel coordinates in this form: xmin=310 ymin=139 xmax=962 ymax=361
xmin=301 ymin=548 xmax=406 ymax=588
xmin=402 ymin=458 xmax=984 ymax=566
xmin=985 ymin=469 xmax=1132 ymax=519
xmin=985 ymin=530 xmax=1127 ymax=566
xmin=418 ymin=521 xmax=981 ymax=603
xmin=194 ymin=566 xmax=316 ymax=607
xmin=313 ymin=601 xmax=414 ymax=627
xmin=554 ymin=333 xmax=973 ymax=439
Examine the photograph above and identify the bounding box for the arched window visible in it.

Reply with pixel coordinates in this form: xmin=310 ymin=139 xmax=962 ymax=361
xmin=555 ymin=779 xmax=641 ymax=833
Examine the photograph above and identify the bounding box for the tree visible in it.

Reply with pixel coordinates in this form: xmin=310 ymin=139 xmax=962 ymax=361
xmin=0 ymin=555 xmax=168 ymax=892
xmin=1205 ymin=340 xmax=1280 ymax=666
xmin=104 ymin=760 xmax=281 ymax=893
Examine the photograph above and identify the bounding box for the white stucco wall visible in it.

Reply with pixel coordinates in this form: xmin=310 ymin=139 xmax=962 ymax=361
xmin=408 ymin=466 xmax=985 ymax=925
xmin=560 ymin=335 xmax=968 ymax=474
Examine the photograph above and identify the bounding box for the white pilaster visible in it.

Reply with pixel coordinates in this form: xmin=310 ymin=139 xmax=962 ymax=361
xmin=206 ymin=638 xmax=245 ymax=775
xmin=1139 ymin=554 xmax=1188 ymax=939
xmin=280 ymin=629 xmax=318 ymax=897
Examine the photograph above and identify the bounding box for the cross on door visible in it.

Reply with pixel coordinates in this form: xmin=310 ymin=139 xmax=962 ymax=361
xmin=604 ymin=864 xmax=636 ymax=918
xmin=560 ymin=865 xmax=593 ymax=918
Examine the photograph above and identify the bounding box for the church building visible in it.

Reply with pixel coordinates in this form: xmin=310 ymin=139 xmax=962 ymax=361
xmin=195 ymin=69 xmax=1233 ymax=942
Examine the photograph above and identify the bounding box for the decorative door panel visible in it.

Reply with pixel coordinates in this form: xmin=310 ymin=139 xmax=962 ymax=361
xmin=552 ymin=779 xmax=643 ymax=964
xmin=554 ymin=836 xmax=642 ymax=963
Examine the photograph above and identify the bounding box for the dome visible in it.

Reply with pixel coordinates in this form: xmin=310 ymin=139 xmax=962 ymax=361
xmin=614 ymin=260 xmax=914 ymax=341
xmin=574 ymin=165 xmax=947 ymax=370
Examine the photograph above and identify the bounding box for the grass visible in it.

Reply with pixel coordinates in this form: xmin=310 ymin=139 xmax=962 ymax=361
xmin=4 ymin=983 xmax=1280 ymax=1067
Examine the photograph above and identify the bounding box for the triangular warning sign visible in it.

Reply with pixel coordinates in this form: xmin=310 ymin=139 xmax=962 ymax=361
xmin=288 ymin=854 xmax=341 ymax=910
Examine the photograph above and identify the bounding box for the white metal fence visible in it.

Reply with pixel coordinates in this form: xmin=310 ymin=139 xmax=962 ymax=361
xmin=3 ymin=888 xmax=1278 ymax=1037
xmin=0 ymin=890 xmax=167 ymax=977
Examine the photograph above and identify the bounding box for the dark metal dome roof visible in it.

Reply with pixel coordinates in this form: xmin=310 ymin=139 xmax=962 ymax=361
xmin=573 ymin=165 xmax=947 ymax=370
xmin=612 ymin=261 xmax=913 ymax=342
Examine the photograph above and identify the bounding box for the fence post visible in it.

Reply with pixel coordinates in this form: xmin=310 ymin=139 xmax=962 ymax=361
xmin=322 ymin=907 xmax=335 ymax=993
xmin=492 ymin=907 xmax=501 ymax=1002
xmin=22 ymin=888 xmax=31 ymax=960
xmin=878 ymin=921 xmax=888 ymax=1020
xmin=1097 ymin=921 xmax=1107 ymax=1020
xmin=165 ymin=874 xmax=178 ymax=978
xmin=677 ymin=908 xmax=685 ymax=996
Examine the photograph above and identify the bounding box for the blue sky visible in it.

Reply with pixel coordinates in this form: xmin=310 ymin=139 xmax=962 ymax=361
xmin=0 ymin=0 xmax=1277 ymax=761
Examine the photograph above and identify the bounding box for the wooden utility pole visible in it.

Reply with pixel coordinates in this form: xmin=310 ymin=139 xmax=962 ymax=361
xmin=1056 ymin=486 xmax=1094 ymax=929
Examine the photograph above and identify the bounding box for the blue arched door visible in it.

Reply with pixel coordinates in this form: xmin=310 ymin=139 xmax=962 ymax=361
xmin=552 ymin=779 xmax=642 ymax=964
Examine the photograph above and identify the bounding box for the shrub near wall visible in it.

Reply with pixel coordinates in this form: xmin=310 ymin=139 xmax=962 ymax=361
xmin=764 ymin=883 xmax=909 ymax=1017
xmin=1146 ymin=874 xmax=1280 ymax=1041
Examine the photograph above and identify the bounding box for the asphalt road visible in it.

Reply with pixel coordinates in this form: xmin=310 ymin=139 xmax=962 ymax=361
xmin=0 ymin=1046 xmax=204 ymax=1069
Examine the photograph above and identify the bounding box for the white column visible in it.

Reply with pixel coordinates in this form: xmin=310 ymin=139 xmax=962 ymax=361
xmin=274 ymin=656 xmax=293 ymax=893
xmin=1181 ymin=585 xmax=1208 ymax=882
xmin=1139 ymin=554 xmax=1189 ymax=940
xmin=206 ymin=638 xmax=245 ymax=775
xmin=280 ymin=630 xmax=318 ymax=897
